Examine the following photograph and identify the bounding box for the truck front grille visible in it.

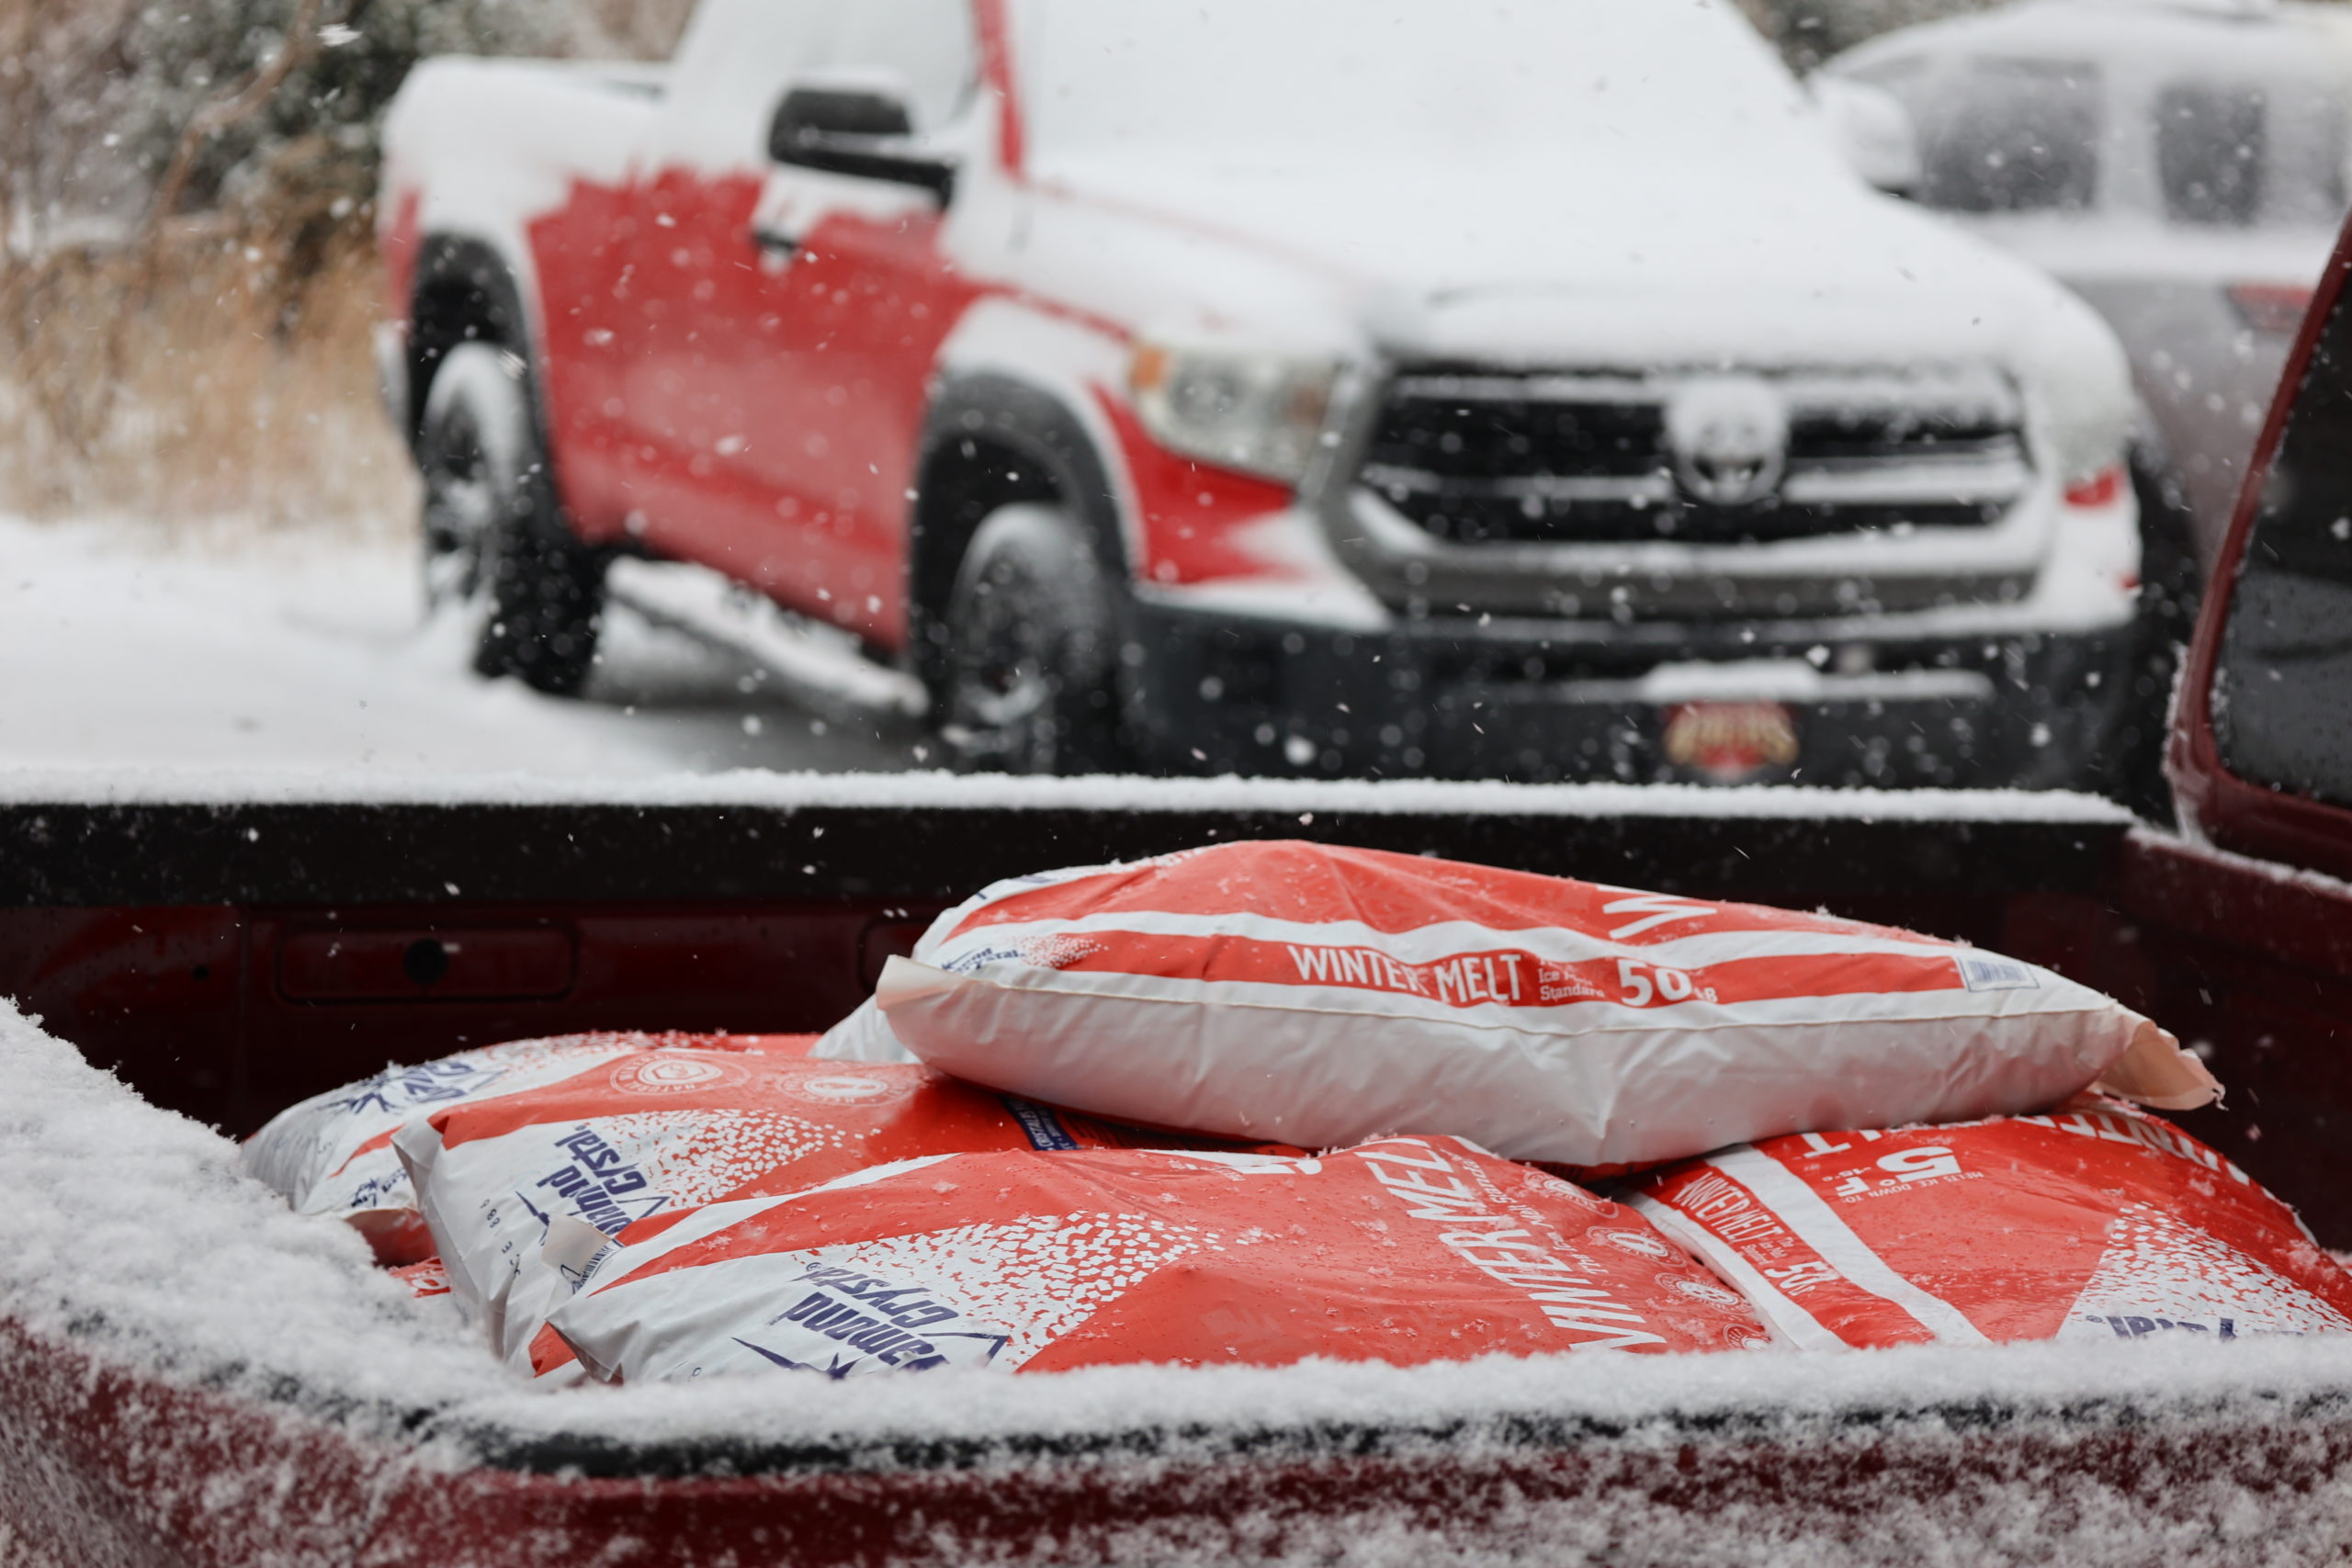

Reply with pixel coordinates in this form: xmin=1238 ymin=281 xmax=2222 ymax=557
xmin=1359 ymin=368 xmax=2031 ymax=547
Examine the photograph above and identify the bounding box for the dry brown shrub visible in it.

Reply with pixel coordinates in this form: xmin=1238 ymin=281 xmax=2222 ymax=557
xmin=0 ymin=218 xmax=415 ymax=536
xmin=0 ymin=0 xmax=687 ymax=535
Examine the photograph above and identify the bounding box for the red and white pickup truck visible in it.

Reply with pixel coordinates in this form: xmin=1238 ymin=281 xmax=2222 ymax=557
xmin=374 ymin=0 xmax=2155 ymax=788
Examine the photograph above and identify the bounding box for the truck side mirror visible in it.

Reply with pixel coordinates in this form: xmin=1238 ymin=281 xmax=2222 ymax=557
xmin=768 ymin=83 xmax=956 ymax=203
xmin=1814 ymin=77 xmax=1923 ymax=198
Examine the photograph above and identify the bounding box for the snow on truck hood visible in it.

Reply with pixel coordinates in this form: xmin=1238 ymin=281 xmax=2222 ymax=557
xmin=1048 ymin=156 xmax=2111 ymax=367
xmin=1012 ymin=0 xmax=2132 ymax=446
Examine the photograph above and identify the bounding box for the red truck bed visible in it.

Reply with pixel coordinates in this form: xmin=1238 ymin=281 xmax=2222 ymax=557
xmin=2 ymin=781 xmax=2349 ymax=1566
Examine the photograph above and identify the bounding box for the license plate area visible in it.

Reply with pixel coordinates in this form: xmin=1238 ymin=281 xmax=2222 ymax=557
xmin=1661 ymin=700 xmax=1800 ymax=784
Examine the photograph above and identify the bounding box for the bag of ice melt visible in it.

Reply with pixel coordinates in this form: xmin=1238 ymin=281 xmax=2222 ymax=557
xmin=841 ymin=840 xmax=2219 ymax=1170
xmin=1634 ymin=1099 xmax=2352 ymax=1348
xmin=393 ymin=1051 xmax=1295 ymax=1371
xmin=389 ymin=1255 xmax=453 ymax=1302
xmin=537 ymin=1134 xmax=1772 ymax=1383
xmin=242 ymin=1032 xmax=815 ymax=1263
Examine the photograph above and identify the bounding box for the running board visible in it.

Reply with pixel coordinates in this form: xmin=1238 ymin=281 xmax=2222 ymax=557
xmin=605 ymin=558 xmax=928 ymax=728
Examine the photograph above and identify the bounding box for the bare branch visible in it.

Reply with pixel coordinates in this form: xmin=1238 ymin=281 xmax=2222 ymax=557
xmin=142 ymin=0 xmax=326 ymax=242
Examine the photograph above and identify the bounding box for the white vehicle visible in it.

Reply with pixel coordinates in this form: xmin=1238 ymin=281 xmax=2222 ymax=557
xmin=1826 ymin=0 xmax=2352 ymax=569
xmin=379 ymin=0 xmax=2144 ymax=789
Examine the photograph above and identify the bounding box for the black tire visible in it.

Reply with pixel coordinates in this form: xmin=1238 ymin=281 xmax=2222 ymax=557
xmin=938 ymin=502 xmax=1135 ymax=773
xmin=417 ymin=342 xmax=605 ymax=696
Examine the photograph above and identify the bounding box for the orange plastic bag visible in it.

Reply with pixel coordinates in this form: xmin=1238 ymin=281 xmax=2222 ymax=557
xmin=836 ymin=840 xmax=2216 ymax=1169
xmin=243 ymin=1032 xmax=814 ymax=1263
xmin=1635 ymin=1100 xmax=2352 ymax=1348
xmin=537 ymin=1134 xmax=1771 ymax=1383
xmin=393 ymin=1051 xmax=1287 ymax=1370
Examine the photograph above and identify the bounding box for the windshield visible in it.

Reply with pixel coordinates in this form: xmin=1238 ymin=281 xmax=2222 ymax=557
xmin=1013 ymin=0 xmax=1836 ymax=175
xmin=2154 ymin=78 xmax=2346 ymax=229
xmin=1915 ymin=59 xmax=2104 ymax=214
xmin=1861 ymin=50 xmax=2350 ymax=231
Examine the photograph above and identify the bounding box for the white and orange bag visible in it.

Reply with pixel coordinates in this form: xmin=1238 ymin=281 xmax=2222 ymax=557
xmin=242 ymin=1032 xmax=810 ymax=1263
xmin=1634 ymin=1100 xmax=2352 ymax=1348
xmin=392 ymin=1050 xmax=1289 ymax=1369
xmin=536 ymin=1135 xmax=1771 ymax=1383
xmin=822 ymin=840 xmax=2217 ymax=1169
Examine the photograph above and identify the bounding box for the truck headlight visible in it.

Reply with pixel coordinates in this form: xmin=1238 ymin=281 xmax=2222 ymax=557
xmin=1129 ymin=341 xmax=1339 ymax=486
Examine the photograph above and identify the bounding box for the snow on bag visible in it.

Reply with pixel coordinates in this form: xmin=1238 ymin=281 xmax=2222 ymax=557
xmin=392 ymin=1049 xmax=1290 ymax=1371
xmin=838 ymin=840 xmax=2219 ymax=1168
xmin=538 ymin=1134 xmax=1771 ymax=1383
xmin=1634 ymin=1100 xmax=2352 ymax=1348
xmin=384 ymin=1255 xmax=471 ymax=1330
xmin=240 ymin=1031 xmax=813 ymax=1263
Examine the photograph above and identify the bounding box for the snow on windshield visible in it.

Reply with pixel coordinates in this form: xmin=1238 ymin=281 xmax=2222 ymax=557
xmin=1013 ymin=0 xmax=1839 ymax=175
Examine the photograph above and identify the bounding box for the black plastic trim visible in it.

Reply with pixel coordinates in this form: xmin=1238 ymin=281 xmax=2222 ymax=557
xmin=0 ymin=800 xmax=2123 ymax=909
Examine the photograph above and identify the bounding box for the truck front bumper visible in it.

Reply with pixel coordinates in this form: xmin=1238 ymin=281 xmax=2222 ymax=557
xmin=1122 ymin=601 xmax=2134 ymax=791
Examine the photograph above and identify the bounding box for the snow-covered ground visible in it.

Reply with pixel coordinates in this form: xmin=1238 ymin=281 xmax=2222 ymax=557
xmin=0 ymin=517 xmax=922 ymax=777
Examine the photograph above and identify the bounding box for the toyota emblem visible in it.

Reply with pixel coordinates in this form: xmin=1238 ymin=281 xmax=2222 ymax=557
xmin=1664 ymin=377 xmax=1789 ymax=507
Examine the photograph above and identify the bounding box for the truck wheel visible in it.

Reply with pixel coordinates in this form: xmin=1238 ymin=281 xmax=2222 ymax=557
xmin=940 ymin=503 xmax=1134 ymax=773
xmin=417 ymin=343 xmax=605 ymax=696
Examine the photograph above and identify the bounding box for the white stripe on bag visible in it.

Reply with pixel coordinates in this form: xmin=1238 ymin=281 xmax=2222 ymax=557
xmin=1630 ymin=1194 xmax=1849 ymax=1351
xmin=929 ymin=908 xmax=1985 ymax=973
xmin=1707 ymin=1146 xmax=1990 ymax=1344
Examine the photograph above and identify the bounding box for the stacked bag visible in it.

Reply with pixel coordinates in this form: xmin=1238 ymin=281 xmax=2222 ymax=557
xmin=245 ymin=840 xmax=2352 ymax=1386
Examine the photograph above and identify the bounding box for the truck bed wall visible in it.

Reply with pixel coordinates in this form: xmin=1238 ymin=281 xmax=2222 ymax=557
xmin=0 ymin=789 xmax=2338 ymax=1243
xmin=0 ymin=792 xmax=2109 ymax=1119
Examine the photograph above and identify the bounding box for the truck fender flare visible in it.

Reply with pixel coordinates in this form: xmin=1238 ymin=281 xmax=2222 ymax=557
xmin=910 ymin=369 xmax=1137 ymax=694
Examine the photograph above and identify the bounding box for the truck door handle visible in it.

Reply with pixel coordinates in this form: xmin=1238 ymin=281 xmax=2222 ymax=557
xmin=750 ymin=225 xmax=800 ymax=256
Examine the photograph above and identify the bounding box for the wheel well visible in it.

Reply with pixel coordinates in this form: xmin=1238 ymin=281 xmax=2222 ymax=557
xmin=403 ymin=239 xmax=533 ymax=446
xmin=909 ymin=392 xmax=1117 ymax=694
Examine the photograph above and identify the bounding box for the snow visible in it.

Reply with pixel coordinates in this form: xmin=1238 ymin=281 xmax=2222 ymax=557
xmin=0 ymin=514 xmax=2136 ymax=814
xmin=1020 ymin=0 xmax=1836 ymax=171
xmin=0 ymin=517 xmax=915 ymax=779
xmin=605 ymin=558 xmax=928 ymax=721
xmin=0 ymin=998 xmax=491 ymax=1434
xmin=0 ymin=511 xmax=2141 ymax=814
xmin=0 ymin=761 xmax=2136 ymax=822
xmin=440 ymin=1313 xmax=2352 ymax=1455
xmin=990 ymin=0 xmax=2136 ymax=475
xmin=2139 ymin=822 xmax=2352 ymax=902
xmin=1620 ymin=660 xmax=1995 ymax=705
xmin=1939 ymin=215 xmax=2338 ymax=292
xmin=381 ymin=57 xmax=662 ymax=326
xmin=0 ymin=513 xmax=2142 ymax=844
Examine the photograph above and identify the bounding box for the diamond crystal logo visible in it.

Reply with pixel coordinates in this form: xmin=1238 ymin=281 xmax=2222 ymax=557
xmin=609 ymin=1055 xmax=750 ymax=1095
xmin=1598 ymin=1227 xmax=1678 ymax=1260
xmin=776 ymin=1072 xmax=915 ymax=1108
xmin=1664 ymin=377 xmax=1789 ymax=507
